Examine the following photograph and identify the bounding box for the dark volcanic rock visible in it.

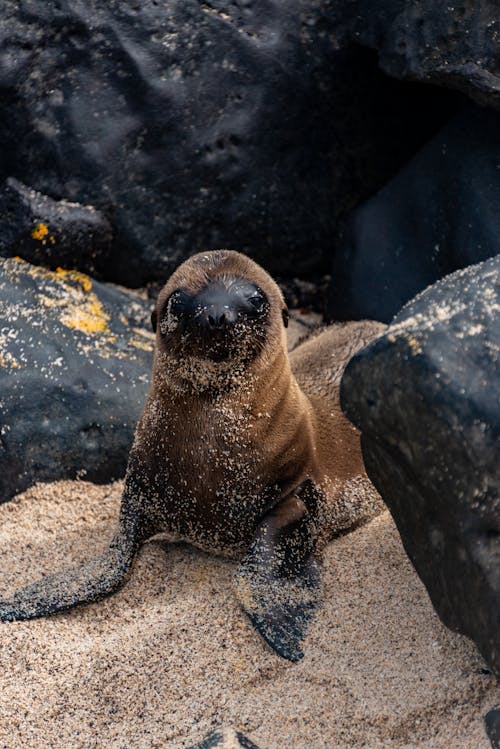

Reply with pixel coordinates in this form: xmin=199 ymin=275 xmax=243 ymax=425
xmin=328 ymin=106 xmax=500 ymax=323
xmin=0 ymin=0 xmax=353 ymax=285
xmin=486 ymin=708 xmax=500 ymax=749
xmin=340 ymin=255 xmax=500 ymax=676
xmin=1 ymin=1 xmax=497 ymax=289
xmin=0 ymin=0 xmax=468 ymax=286
xmin=0 ymin=177 xmax=113 ymax=276
xmin=0 ymin=257 xmax=153 ymax=504
xmin=338 ymin=1 xmax=500 ymax=110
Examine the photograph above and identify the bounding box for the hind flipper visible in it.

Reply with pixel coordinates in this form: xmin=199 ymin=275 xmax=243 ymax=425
xmin=0 ymin=483 xmax=144 ymax=622
xmin=234 ymin=481 xmax=322 ymax=662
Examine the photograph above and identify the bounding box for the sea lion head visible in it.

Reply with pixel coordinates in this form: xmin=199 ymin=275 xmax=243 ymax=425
xmin=152 ymin=250 xmax=289 ymax=391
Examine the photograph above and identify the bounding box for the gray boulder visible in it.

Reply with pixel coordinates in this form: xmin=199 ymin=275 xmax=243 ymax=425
xmin=328 ymin=106 xmax=500 ymax=322
xmin=0 ymin=177 xmax=113 ymax=277
xmin=0 ymin=257 xmax=153 ymax=503
xmin=341 ymin=255 xmax=500 ymax=676
xmin=341 ymin=0 xmax=500 ymax=110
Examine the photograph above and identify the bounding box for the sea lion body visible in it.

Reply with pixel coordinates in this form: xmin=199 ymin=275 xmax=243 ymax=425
xmin=134 ymin=337 xmax=315 ymax=555
xmin=132 ymin=251 xmax=381 ymax=555
xmin=0 ymin=250 xmax=384 ymax=660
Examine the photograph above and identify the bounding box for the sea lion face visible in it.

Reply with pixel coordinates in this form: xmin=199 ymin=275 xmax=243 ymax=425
xmin=158 ymin=276 xmax=269 ymax=363
xmin=152 ymin=251 xmax=288 ymax=384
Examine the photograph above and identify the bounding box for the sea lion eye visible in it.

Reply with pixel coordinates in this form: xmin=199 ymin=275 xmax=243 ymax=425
xmin=248 ymin=292 xmax=265 ymax=313
xmin=159 ymin=290 xmax=191 ymax=335
xmin=167 ymin=289 xmax=189 ymax=316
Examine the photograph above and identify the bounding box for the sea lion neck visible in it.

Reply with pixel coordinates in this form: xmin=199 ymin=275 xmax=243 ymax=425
xmin=152 ymin=343 xmax=292 ymax=405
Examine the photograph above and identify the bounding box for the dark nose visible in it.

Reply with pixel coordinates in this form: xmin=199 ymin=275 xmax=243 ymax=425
xmin=201 ymin=305 xmax=237 ymax=330
xmin=207 ymin=309 xmax=226 ymax=329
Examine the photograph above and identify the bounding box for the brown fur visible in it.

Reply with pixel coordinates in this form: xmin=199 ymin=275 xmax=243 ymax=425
xmin=0 ymin=249 xmax=385 ymax=659
xmin=133 ymin=250 xmax=385 ymax=555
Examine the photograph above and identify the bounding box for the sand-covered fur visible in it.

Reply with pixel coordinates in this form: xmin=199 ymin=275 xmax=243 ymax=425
xmin=0 ymin=251 xmax=384 ymax=659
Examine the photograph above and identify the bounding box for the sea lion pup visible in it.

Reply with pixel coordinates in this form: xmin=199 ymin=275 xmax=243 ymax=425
xmin=0 ymin=250 xmax=384 ymax=661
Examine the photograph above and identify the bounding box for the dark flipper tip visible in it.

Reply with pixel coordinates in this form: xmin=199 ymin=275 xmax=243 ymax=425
xmin=248 ymin=611 xmax=306 ymax=662
xmin=235 ymin=560 xmax=321 ymax=662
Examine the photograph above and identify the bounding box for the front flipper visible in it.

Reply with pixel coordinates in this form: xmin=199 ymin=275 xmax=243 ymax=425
xmin=234 ymin=481 xmax=322 ymax=662
xmin=0 ymin=485 xmax=144 ymax=622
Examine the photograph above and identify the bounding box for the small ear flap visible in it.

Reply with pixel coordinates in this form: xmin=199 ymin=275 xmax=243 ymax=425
xmin=282 ymin=307 xmax=289 ymax=328
xmin=151 ymin=310 xmax=158 ymax=333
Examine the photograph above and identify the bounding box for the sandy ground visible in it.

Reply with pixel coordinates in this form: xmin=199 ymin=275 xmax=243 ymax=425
xmin=0 ymin=480 xmax=497 ymax=749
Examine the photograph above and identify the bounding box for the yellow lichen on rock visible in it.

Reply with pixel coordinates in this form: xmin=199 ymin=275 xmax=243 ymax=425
xmin=2 ymin=257 xmax=151 ymax=358
xmin=9 ymin=260 xmax=110 ymax=338
xmin=31 ymin=223 xmax=49 ymax=241
xmin=128 ymin=338 xmax=154 ymax=352
xmin=55 ymin=267 xmax=93 ymax=293
xmin=406 ymin=333 xmax=423 ymax=356
xmin=30 ymin=266 xmax=110 ymax=336
xmin=60 ymin=297 xmax=111 ymax=335
xmin=0 ymin=350 xmax=21 ymax=369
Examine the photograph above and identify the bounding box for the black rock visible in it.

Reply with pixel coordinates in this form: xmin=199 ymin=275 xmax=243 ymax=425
xmin=0 ymin=177 xmax=113 ymax=276
xmin=187 ymin=728 xmax=261 ymax=749
xmin=0 ymin=257 xmax=153 ymax=504
xmin=328 ymin=106 xmax=500 ymax=323
xmin=340 ymin=1 xmax=500 ymax=111
xmin=340 ymin=255 xmax=500 ymax=676
xmin=485 ymin=708 xmax=500 ymax=749
xmin=0 ymin=0 xmax=466 ymax=286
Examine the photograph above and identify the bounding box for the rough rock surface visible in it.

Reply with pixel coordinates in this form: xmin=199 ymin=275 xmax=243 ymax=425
xmin=339 ymin=0 xmax=500 ymax=110
xmin=0 ymin=0 xmax=480 ymax=285
xmin=0 ymin=177 xmax=113 ymax=277
xmin=340 ymin=255 xmax=500 ymax=676
xmin=328 ymin=105 xmax=500 ymax=323
xmin=0 ymin=257 xmax=153 ymax=503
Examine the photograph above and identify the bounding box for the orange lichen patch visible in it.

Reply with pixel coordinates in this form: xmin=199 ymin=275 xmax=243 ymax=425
xmin=56 ymin=267 xmax=93 ymax=293
xmin=3 ymin=257 xmax=150 ymax=352
xmin=0 ymin=349 xmax=21 ymax=369
xmin=7 ymin=256 xmax=57 ymax=283
xmin=128 ymin=339 xmax=154 ymax=352
xmin=407 ymin=334 xmax=423 ymax=356
xmin=49 ymin=235 xmax=56 ymax=245
xmin=9 ymin=261 xmax=110 ymax=337
xmin=31 ymin=222 xmax=49 ymax=241
xmin=61 ymin=298 xmax=110 ymax=336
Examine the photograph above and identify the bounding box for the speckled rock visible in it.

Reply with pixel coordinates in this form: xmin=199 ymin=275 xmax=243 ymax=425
xmin=188 ymin=728 xmax=261 ymax=749
xmin=0 ymin=0 xmax=467 ymax=286
xmin=340 ymin=255 xmax=500 ymax=676
xmin=0 ymin=177 xmax=112 ymax=277
xmin=0 ymin=257 xmax=153 ymax=503
xmin=328 ymin=106 xmax=500 ymax=323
